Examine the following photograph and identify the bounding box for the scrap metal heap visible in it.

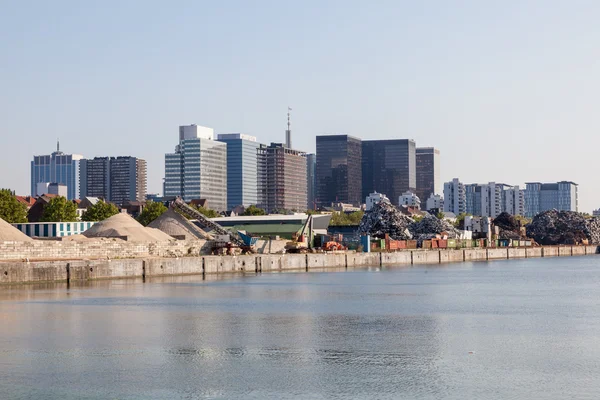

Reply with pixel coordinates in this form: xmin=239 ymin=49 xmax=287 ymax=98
xmin=409 ymin=213 xmax=462 ymax=242
xmin=526 ymin=209 xmax=600 ymax=245
xmin=358 ymin=200 xmax=414 ymax=240
xmin=493 ymin=212 xmax=522 ymax=240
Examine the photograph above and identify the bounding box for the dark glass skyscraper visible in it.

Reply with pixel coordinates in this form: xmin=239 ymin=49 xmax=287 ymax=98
xmin=362 ymin=139 xmax=416 ymax=204
xmin=415 ymin=147 xmax=440 ymax=202
xmin=316 ymin=135 xmax=362 ymax=207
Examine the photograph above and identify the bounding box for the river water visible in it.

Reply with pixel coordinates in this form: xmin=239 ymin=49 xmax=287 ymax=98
xmin=1 ymin=256 xmax=600 ymax=399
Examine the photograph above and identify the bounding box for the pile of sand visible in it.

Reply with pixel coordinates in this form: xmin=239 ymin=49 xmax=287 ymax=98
xmin=82 ymin=213 xmax=174 ymax=242
xmin=0 ymin=217 xmax=33 ymax=242
xmin=148 ymin=209 xmax=211 ymax=240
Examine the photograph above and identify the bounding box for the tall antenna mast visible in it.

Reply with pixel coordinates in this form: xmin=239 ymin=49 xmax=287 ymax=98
xmin=285 ymin=106 xmax=292 ymax=148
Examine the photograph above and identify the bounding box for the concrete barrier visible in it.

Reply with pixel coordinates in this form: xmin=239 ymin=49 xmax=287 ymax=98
xmin=464 ymin=249 xmax=487 ymax=261
xmin=307 ymin=253 xmax=346 ymax=269
xmin=586 ymin=245 xmax=599 ymax=254
xmin=440 ymin=250 xmax=464 ymax=263
xmin=542 ymin=247 xmax=558 ymax=257
xmin=348 ymin=253 xmax=380 ymax=267
xmin=508 ymin=248 xmax=526 ymax=259
xmin=259 ymin=255 xmax=283 ymax=272
xmin=381 ymin=252 xmax=412 ymax=267
xmin=571 ymin=246 xmax=586 ymax=256
xmin=487 ymin=248 xmax=508 ymax=260
xmin=558 ymin=247 xmax=572 ymax=257
xmin=281 ymin=254 xmax=307 ymax=271
xmin=526 ymin=247 xmax=542 ymax=258
xmin=233 ymin=255 xmax=259 ymax=273
xmin=412 ymin=250 xmax=440 ymax=264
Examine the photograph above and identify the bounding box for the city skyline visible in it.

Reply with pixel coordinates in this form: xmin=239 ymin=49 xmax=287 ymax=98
xmin=3 ymin=2 xmax=600 ymax=211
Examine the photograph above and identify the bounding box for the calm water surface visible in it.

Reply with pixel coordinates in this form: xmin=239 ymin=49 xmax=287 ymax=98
xmin=2 ymin=257 xmax=600 ymax=399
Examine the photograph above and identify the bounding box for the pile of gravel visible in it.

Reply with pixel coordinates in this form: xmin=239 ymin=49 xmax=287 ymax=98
xmin=0 ymin=217 xmax=33 ymax=242
xmin=83 ymin=213 xmax=174 ymax=242
xmin=148 ymin=209 xmax=211 ymax=240
xmin=526 ymin=210 xmax=599 ymax=245
xmin=358 ymin=200 xmax=414 ymax=240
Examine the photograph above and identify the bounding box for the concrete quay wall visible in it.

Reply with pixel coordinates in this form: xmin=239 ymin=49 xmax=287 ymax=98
xmin=1 ymin=246 xmax=598 ymax=285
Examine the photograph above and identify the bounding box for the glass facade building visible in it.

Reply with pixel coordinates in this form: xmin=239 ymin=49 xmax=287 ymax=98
xmin=217 ymin=134 xmax=262 ymax=210
xmin=31 ymin=145 xmax=83 ymax=200
xmin=316 ymin=135 xmax=362 ymax=207
xmin=415 ymin=147 xmax=440 ymax=201
xmin=524 ymin=181 xmax=578 ymax=217
xmin=362 ymin=139 xmax=416 ymax=204
xmin=164 ymin=125 xmax=228 ymax=211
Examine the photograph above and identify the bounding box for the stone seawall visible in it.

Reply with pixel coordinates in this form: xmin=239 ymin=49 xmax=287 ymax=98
xmin=0 ymin=245 xmax=597 ymax=285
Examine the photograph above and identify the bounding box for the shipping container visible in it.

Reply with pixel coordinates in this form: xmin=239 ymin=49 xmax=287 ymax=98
xmin=406 ymin=240 xmax=417 ymax=249
xmin=422 ymin=240 xmax=432 ymax=249
xmin=438 ymin=239 xmax=448 ymax=249
xmin=447 ymin=239 xmax=456 ymax=248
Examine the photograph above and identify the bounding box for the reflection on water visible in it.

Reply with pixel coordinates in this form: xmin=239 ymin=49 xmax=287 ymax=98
xmin=2 ymin=257 xmax=600 ymax=399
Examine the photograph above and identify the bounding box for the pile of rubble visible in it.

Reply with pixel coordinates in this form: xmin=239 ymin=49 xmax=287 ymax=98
xmin=409 ymin=213 xmax=461 ymax=242
xmin=493 ymin=212 xmax=522 ymax=240
xmin=358 ymin=200 xmax=414 ymax=240
xmin=526 ymin=210 xmax=600 ymax=245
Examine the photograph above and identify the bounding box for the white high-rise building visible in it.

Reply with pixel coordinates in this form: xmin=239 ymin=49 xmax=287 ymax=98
xmin=164 ymin=125 xmax=227 ymax=211
xmin=443 ymin=178 xmax=466 ymax=215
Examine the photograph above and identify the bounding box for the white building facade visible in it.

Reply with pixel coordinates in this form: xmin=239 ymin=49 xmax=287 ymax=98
xmin=425 ymin=194 xmax=444 ymax=211
xmin=443 ymin=178 xmax=466 ymax=215
xmin=366 ymin=192 xmax=390 ymax=211
xmin=398 ymin=191 xmax=421 ymax=208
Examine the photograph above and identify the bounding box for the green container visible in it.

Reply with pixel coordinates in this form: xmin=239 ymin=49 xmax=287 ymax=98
xmin=447 ymin=239 xmax=456 ymax=248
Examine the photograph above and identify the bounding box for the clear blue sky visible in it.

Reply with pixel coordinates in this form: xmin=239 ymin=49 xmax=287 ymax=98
xmin=1 ymin=1 xmax=599 ymax=211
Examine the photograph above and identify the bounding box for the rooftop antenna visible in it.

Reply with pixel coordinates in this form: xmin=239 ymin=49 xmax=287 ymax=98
xmin=57 ymin=138 xmax=60 ymax=153
xmin=285 ymin=106 xmax=292 ymax=148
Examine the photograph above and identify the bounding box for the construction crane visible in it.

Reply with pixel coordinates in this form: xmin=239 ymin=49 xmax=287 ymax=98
xmin=170 ymin=197 xmax=254 ymax=253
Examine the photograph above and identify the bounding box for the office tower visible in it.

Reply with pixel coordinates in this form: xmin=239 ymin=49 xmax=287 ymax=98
xmin=257 ymin=143 xmax=307 ymax=213
xmin=31 ymin=141 xmax=83 ymax=200
xmin=524 ymin=181 xmax=578 ymax=218
xmin=316 ymin=135 xmax=362 ymax=207
xmin=443 ymin=178 xmax=466 ymax=214
xmin=217 ymin=133 xmax=262 ymax=209
xmin=79 ymin=156 xmax=147 ymax=205
xmin=362 ymin=139 xmax=416 ymax=203
xmin=164 ymin=125 xmax=227 ymax=211
xmin=306 ymin=153 xmax=316 ymax=210
xmin=415 ymin=147 xmax=441 ymax=201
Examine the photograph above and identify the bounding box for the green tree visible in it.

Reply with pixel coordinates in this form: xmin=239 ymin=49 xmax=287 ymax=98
xmin=40 ymin=196 xmax=78 ymax=222
xmin=242 ymin=205 xmax=266 ymax=216
xmin=329 ymin=211 xmax=364 ymax=226
xmin=0 ymin=189 xmax=28 ymax=223
xmin=436 ymin=211 xmax=445 ymax=220
xmin=453 ymin=213 xmax=472 ymax=229
xmin=195 ymin=205 xmax=219 ymax=218
xmin=137 ymin=201 xmax=168 ymax=226
xmin=81 ymin=200 xmax=120 ymax=221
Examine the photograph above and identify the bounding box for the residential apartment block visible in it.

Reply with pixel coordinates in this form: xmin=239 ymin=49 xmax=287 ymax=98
xmin=80 ymin=156 xmax=147 ymax=205
xmin=258 ymin=143 xmax=307 ymax=213
xmin=446 ymin=178 xmax=524 ymax=217
xmin=443 ymin=178 xmax=466 ymax=215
